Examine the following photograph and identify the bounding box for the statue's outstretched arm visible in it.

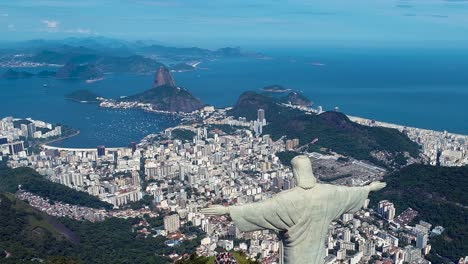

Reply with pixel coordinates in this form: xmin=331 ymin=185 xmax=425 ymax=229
xmin=367 ymin=181 xmax=386 ymax=192
xmin=200 ymin=205 xmax=229 ymax=216
xmin=201 ymin=198 xmax=292 ymax=232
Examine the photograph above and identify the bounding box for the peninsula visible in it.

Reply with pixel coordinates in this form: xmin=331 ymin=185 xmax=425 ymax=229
xmin=107 ymin=66 xmax=204 ymax=113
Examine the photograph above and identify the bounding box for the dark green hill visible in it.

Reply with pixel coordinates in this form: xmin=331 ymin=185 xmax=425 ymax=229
xmin=228 ymin=91 xmax=302 ymax=120
xmin=369 ymin=165 xmax=468 ymax=262
xmin=123 ymin=84 xmax=204 ymax=113
xmin=0 ymin=192 xmax=78 ymax=263
xmin=228 ymin=92 xmax=420 ymax=167
xmin=95 ymin=55 xmax=164 ymax=73
xmin=0 ymin=160 xmax=112 ymax=210
xmin=280 ymin=91 xmax=312 ymax=107
xmin=56 ymin=63 xmax=103 ymax=80
xmin=1 ymin=69 xmax=35 ymax=79
xmin=0 ymin=193 xmax=177 ymax=264
xmin=66 ymin=89 xmax=100 ymax=103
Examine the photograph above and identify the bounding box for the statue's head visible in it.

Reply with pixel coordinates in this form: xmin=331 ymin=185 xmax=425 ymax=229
xmin=291 ymin=155 xmax=317 ymax=189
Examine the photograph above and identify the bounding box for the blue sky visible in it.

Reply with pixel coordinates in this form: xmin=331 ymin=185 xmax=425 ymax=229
xmin=1 ymin=0 xmax=468 ymax=49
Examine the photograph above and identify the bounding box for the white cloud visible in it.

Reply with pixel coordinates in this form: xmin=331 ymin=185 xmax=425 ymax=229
xmin=65 ymin=28 xmax=93 ymax=34
xmin=7 ymin=24 xmax=15 ymax=31
xmin=42 ymin=20 xmax=59 ymax=28
xmin=1 ymin=14 xmax=8 ymax=17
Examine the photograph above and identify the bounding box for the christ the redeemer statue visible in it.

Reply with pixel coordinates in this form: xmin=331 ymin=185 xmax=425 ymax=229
xmin=201 ymin=155 xmax=386 ymax=264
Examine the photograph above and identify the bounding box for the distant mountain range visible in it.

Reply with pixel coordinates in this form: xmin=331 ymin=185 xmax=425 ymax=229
xmin=1 ymin=37 xmax=254 ymax=56
xmin=1 ymin=69 xmax=35 ymax=79
xmin=1 ymin=63 xmax=103 ymax=81
xmin=0 ymin=37 xmax=263 ymax=80
xmin=1 ymin=37 xmax=263 ymax=63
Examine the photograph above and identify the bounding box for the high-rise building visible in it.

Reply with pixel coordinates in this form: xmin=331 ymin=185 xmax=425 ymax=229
xmin=0 ymin=137 xmax=7 ymax=145
xmin=343 ymin=228 xmax=351 ymax=242
xmin=164 ymin=214 xmax=180 ymax=233
xmin=286 ymin=138 xmax=300 ymax=150
xmin=71 ymin=173 xmax=84 ymax=187
xmin=363 ymin=240 xmax=375 ymax=256
xmin=27 ymin=123 xmax=36 ymax=138
xmin=60 ymin=174 xmax=71 ymax=187
xmin=342 ymin=213 xmax=354 ymax=223
xmin=8 ymin=141 xmax=24 ymax=155
xmin=378 ymin=200 xmax=396 ymax=221
xmin=20 ymin=124 xmax=28 ymax=137
xmin=97 ymin=145 xmax=106 ymax=157
xmin=416 ymin=233 xmax=428 ymax=249
xmin=404 ymin=246 xmax=421 ymax=263
xmin=130 ymin=142 xmax=137 ymax=153
xmin=336 ymin=249 xmax=347 ymax=260
xmin=253 ymin=120 xmax=263 ymax=136
xmin=179 ymin=165 xmax=185 ymax=182
xmin=340 ymin=241 xmax=355 ymax=251
xmin=257 ymin=109 xmax=266 ymax=125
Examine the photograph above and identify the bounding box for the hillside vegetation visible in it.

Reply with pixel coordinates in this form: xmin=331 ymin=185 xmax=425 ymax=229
xmin=370 ymin=164 xmax=468 ymax=262
xmin=228 ymin=92 xmax=420 ymax=167
xmin=0 ymin=192 xmax=78 ymax=263
xmin=0 ymin=193 xmax=182 ymax=263
xmin=0 ymin=160 xmax=112 ymax=210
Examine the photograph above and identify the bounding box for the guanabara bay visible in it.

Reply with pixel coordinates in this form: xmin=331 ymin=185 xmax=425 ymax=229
xmin=0 ymin=1 xmax=467 ymax=264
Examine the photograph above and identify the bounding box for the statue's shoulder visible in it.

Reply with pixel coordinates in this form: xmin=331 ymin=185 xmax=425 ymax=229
xmin=272 ymin=187 xmax=307 ymax=201
xmin=304 ymin=184 xmax=340 ymax=197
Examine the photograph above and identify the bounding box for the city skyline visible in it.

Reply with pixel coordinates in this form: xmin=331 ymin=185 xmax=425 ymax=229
xmin=0 ymin=1 xmax=467 ymax=263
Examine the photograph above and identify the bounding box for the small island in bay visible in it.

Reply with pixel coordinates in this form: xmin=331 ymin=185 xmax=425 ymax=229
xmin=56 ymin=63 xmax=104 ymax=81
xmin=262 ymin=85 xmax=290 ymax=93
xmin=170 ymin=63 xmax=196 ymax=72
xmin=36 ymin=70 xmax=57 ymax=78
xmin=66 ymin=89 xmax=101 ymax=103
xmin=1 ymin=69 xmax=35 ymax=79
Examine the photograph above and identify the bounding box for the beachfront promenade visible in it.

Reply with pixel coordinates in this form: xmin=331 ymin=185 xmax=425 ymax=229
xmin=42 ymin=145 xmax=125 ymax=152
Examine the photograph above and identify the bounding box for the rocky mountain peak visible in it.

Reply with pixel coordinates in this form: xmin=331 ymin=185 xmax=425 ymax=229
xmin=153 ymin=66 xmax=176 ymax=87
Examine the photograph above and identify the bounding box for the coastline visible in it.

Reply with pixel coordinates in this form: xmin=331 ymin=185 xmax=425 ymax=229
xmin=47 ymin=102 xmax=467 ymax=153
xmin=98 ymin=98 xmax=197 ymax=118
xmin=42 ymin=130 xmax=81 ymax=146
xmin=348 ymin=115 xmax=468 ymax=138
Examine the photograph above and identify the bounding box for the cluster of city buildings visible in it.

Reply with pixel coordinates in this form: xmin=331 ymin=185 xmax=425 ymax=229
xmin=98 ymin=98 xmax=197 ymax=117
xmin=349 ymin=117 xmax=468 ymax=167
xmin=16 ymin=189 xmax=108 ymax=222
xmin=8 ymin=144 xmax=145 ymax=209
xmin=0 ymin=105 xmax=464 ymax=263
xmin=15 ymin=189 xmax=157 ymax=221
xmin=322 ymin=200 xmax=439 ymax=264
xmin=0 ymin=117 xmax=63 ymax=156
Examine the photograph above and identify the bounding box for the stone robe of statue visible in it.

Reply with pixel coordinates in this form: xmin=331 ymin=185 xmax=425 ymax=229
xmin=201 ymin=155 xmax=386 ymax=264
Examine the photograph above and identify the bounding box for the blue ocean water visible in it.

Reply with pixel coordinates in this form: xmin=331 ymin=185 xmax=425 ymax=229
xmin=175 ymin=48 xmax=468 ymax=134
xmin=0 ymin=47 xmax=467 ymax=148
xmin=0 ymin=73 xmax=180 ymax=148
